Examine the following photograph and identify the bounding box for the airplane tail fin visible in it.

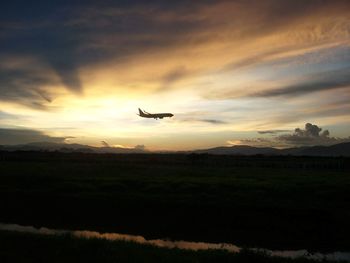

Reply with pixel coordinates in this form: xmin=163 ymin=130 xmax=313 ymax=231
xmin=138 ymin=108 xmax=144 ymax=116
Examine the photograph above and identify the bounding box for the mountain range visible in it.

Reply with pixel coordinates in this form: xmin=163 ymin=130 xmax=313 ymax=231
xmin=193 ymin=142 xmax=350 ymax=157
xmin=1 ymin=141 xmax=350 ymax=156
xmin=0 ymin=142 xmax=147 ymax=154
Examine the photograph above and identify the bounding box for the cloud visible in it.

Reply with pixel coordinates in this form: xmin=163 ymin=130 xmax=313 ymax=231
xmin=204 ymin=65 xmax=350 ymax=100
xmin=1 ymin=0 xmax=350 ymax=158
xmin=134 ymin=144 xmax=146 ymax=151
xmin=176 ymin=117 xmax=228 ymax=125
xmin=0 ymin=56 xmax=58 ymax=108
xmin=229 ymin=123 xmax=350 ymax=148
xmin=0 ymin=111 xmax=18 ymax=120
xmin=252 ymin=68 xmax=350 ymax=98
xmin=0 ymin=1 xmax=211 ymax=103
xmin=1 ymin=3 xmax=200 ymax=105
xmin=201 ymin=119 xmax=227 ymax=125
xmin=36 ymin=90 xmax=52 ymax=103
xmin=101 ymin=140 xmax=110 ymax=147
xmin=160 ymin=67 xmax=189 ymax=90
xmin=103 ymin=142 xmax=146 ymax=151
xmin=277 ymin=123 xmax=350 ymax=146
xmin=222 ymin=46 xmax=294 ymax=72
xmin=0 ymin=128 xmax=68 ymax=145
xmin=2 ymin=0 xmax=350 ymax=106
xmin=258 ymin=130 xmax=290 ymax=134
xmin=227 ymin=138 xmax=278 ymax=147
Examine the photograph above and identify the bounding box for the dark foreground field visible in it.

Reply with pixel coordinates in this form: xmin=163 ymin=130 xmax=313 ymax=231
xmin=0 ymin=230 xmax=344 ymax=263
xmin=0 ymin=151 xmax=349 ymax=252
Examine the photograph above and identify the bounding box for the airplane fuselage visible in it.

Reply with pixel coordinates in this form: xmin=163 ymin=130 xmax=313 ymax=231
xmin=138 ymin=108 xmax=173 ymax=119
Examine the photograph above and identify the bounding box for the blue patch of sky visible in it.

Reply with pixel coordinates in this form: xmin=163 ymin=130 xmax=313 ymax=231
xmin=244 ymin=46 xmax=350 ymax=82
xmin=323 ymin=123 xmax=350 ymax=138
xmin=0 ymin=111 xmax=18 ymax=120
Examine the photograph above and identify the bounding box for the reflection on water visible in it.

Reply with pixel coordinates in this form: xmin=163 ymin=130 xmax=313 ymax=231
xmin=1 ymin=223 xmax=349 ymax=261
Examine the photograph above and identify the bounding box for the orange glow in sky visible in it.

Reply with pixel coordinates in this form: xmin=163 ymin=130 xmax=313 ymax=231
xmin=1 ymin=1 xmax=350 ymax=150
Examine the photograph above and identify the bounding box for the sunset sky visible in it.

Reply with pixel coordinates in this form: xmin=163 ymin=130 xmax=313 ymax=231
xmin=1 ymin=0 xmax=350 ymax=150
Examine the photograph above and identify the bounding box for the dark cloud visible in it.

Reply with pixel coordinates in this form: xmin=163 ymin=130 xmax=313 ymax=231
xmin=232 ymin=123 xmax=350 ymax=147
xmin=0 ymin=128 xmax=68 ymax=145
xmin=163 ymin=67 xmax=187 ymax=83
xmin=0 ymin=63 xmax=57 ymax=108
xmin=201 ymin=119 xmax=227 ymax=125
xmin=252 ymin=68 xmax=350 ymax=98
xmin=258 ymin=130 xmax=290 ymax=134
xmin=160 ymin=67 xmax=189 ymax=90
xmin=101 ymin=140 xmax=110 ymax=147
xmin=36 ymin=90 xmax=52 ymax=103
xmin=277 ymin=123 xmax=350 ymax=146
xmin=0 ymin=27 xmax=83 ymax=94
xmin=1 ymin=0 xmax=350 ymax=107
xmin=177 ymin=117 xmax=227 ymax=125
xmin=207 ymin=67 xmax=350 ymax=100
xmin=296 ymin=123 xmax=326 ymax=137
xmin=0 ymin=1 xmax=211 ymax=105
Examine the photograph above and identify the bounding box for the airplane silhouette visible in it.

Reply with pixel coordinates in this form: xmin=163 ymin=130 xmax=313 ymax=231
xmin=138 ymin=108 xmax=174 ymax=120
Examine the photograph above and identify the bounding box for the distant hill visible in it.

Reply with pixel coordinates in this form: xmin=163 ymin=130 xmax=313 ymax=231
xmin=193 ymin=145 xmax=279 ymax=155
xmin=1 ymin=141 xmax=350 ymax=156
xmin=281 ymin=142 xmax=350 ymax=156
xmin=192 ymin=142 xmax=350 ymax=157
xmin=0 ymin=142 xmax=148 ymax=154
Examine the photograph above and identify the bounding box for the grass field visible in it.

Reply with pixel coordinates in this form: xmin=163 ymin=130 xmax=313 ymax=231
xmin=0 ymin=152 xmax=349 ymax=251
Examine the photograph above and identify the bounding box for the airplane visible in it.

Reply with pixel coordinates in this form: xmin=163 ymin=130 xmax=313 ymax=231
xmin=138 ymin=108 xmax=174 ymax=120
